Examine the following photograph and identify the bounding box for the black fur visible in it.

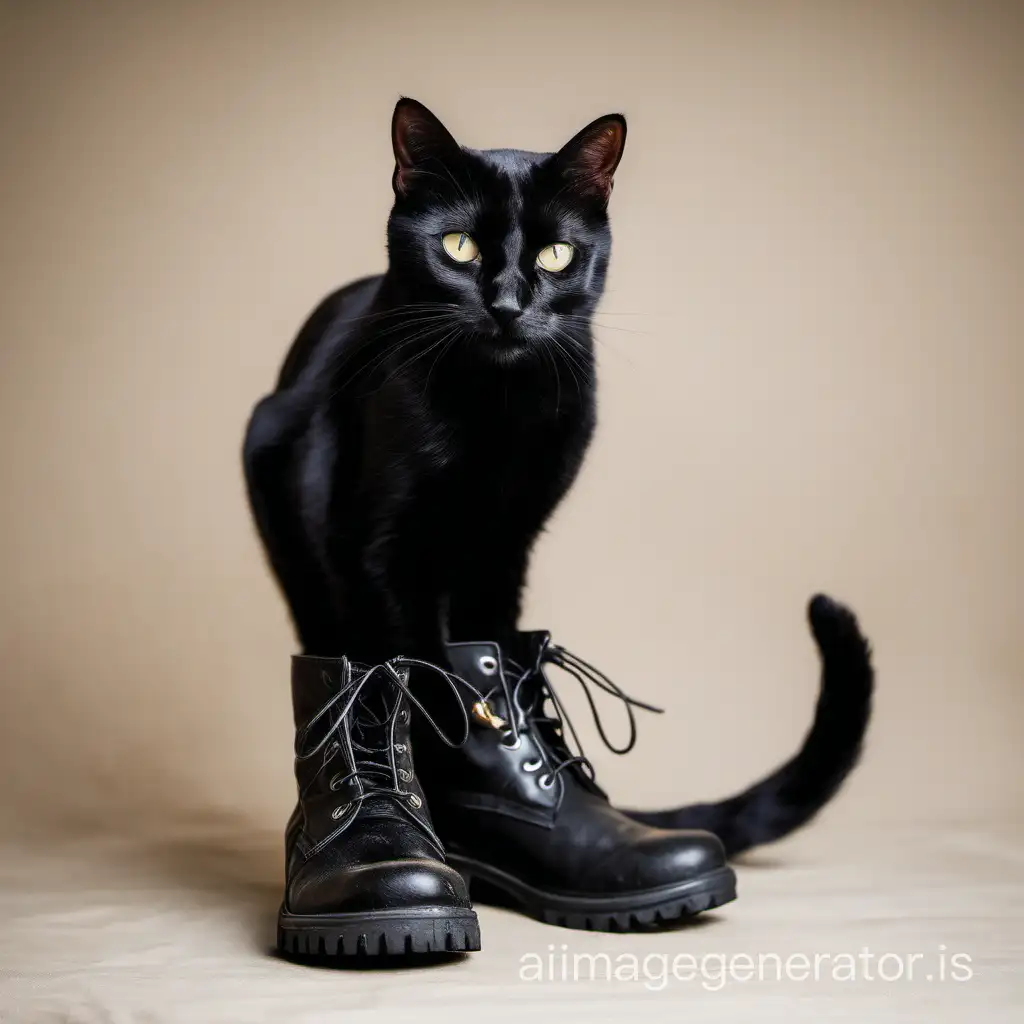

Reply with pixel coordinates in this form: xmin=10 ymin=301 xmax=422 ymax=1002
xmin=245 ymin=99 xmax=623 ymax=665
xmin=244 ymin=99 xmax=873 ymax=853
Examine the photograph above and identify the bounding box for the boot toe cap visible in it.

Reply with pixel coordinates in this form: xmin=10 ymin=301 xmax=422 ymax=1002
xmin=290 ymin=858 xmax=472 ymax=916
xmin=629 ymin=828 xmax=727 ymax=889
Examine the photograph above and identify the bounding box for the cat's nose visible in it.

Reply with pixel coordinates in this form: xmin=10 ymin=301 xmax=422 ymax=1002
xmin=489 ymin=298 xmax=523 ymax=328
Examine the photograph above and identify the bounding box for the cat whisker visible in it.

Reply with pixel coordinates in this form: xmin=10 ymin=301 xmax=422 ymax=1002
xmin=422 ymin=329 xmax=462 ymax=398
xmin=329 ymin=318 xmax=461 ymax=398
xmin=367 ymin=313 xmax=463 ymax=342
xmin=554 ymin=326 xmax=598 ymax=371
xmin=376 ymin=331 xmax=458 ymax=393
xmin=404 ymin=167 xmax=477 ymax=208
xmin=557 ymin=313 xmax=652 ymax=337
xmin=361 ymin=318 xmax=460 ymax=368
xmin=551 ymin=317 xmax=640 ymax=368
xmin=545 ymin=332 xmax=593 ymax=399
xmin=336 ymin=302 xmax=462 ymax=327
xmin=542 ymin=339 xmax=562 ymax=416
xmin=330 ymin=316 xmax=455 ymax=378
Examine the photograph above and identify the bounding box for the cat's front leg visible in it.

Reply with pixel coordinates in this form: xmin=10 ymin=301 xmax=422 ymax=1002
xmin=359 ymin=499 xmax=449 ymax=666
xmin=446 ymin=537 xmax=529 ymax=647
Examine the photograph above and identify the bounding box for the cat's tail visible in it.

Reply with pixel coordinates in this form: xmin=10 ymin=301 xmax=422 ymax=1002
xmin=622 ymin=594 xmax=873 ymax=856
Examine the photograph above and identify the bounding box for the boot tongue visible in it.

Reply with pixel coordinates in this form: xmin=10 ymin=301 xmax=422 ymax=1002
xmin=501 ymin=632 xmax=568 ymax=752
xmin=349 ymin=685 xmax=407 ymax=813
xmin=506 ymin=631 xmax=551 ymax=673
xmin=503 ymin=631 xmax=552 ymax=713
xmin=446 ymin=634 xmax=608 ymax=796
xmin=290 ymin=658 xmax=405 ymax=801
xmin=290 ymin=656 xmax=349 ymax=737
xmin=445 ymin=634 xmax=549 ymax=720
xmin=507 ymin=632 xmax=609 ymax=797
xmin=349 ymin=686 xmax=400 ymax=754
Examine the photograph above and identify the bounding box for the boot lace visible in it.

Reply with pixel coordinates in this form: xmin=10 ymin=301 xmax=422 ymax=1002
xmin=499 ymin=639 xmax=663 ymax=789
xmin=296 ymin=657 xmax=495 ymax=811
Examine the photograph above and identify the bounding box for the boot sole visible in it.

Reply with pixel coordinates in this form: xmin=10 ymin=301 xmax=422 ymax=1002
xmin=277 ymin=906 xmax=481 ymax=957
xmin=449 ymin=855 xmax=737 ymax=932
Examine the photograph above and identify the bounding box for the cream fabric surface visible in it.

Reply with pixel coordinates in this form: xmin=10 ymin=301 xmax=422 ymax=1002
xmin=1 ymin=3 xmax=1021 ymax=1021
xmin=2 ymin=822 xmax=1020 ymax=1022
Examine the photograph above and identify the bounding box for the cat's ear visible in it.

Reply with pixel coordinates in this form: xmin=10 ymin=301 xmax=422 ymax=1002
xmin=391 ymin=98 xmax=461 ymax=196
xmin=555 ymin=114 xmax=627 ymax=203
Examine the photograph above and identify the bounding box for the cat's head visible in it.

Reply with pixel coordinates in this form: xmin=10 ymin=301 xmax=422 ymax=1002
xmin=385 ymin=98 xmax=626 ymax=361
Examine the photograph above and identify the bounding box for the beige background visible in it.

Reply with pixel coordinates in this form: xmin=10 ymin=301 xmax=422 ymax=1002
xmin=0 ymin=0 xmax=1021 ymax=848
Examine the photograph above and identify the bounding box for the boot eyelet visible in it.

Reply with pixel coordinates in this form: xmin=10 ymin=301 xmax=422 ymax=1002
xmin=328 ymin=773 xmax=344 ymax=791
xmin=478 ymin=655 xmax=498 ymax=676
xmin=394 ymin=743 xmax=407 ymax=754
xmin=397 ymin=708 xmax=410 ymax=724
xmin=398 ymin=768 xmax=413 ymax=782
xmin=407 ymin=793 xmax=422 ymax=809
xmin=331 ymin=803 xmax=350 ymax=819
xmin=500 ymin=730 xmax=522 ymax=751
xmin=522 ymin=759 xmax=542 ymax=773
xmin=538 ymin=774 xmax=554 ymax=790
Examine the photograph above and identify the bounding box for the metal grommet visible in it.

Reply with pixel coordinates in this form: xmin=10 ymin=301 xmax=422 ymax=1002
xmin=522 ymin=759 xmax=542 ymax=773
xmin=478 ymin=655 xmax=498 ymax=676
xmin=500 ymin=730 xmax=522 ymax=751
xmin=331 ymin=804 xmax=350 ymax=819
xmin=398 ymin=768 xmax=413 ymax=783
xmin=407 ymin=793 xmax=422 ymax=809
xmin=329 ymin=773 xmax=344 ymax=791
xmin=538 ymin=774 xmax=554 ymax=790
xmin=394 ymin=743 xmax=407 ymax=754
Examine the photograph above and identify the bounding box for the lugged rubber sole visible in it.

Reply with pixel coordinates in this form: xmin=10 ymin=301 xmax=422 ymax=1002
xmin=448 ymin=855 xmax=737 ymax=932
xmin=277 ymin=906 xmax=481 ymax=958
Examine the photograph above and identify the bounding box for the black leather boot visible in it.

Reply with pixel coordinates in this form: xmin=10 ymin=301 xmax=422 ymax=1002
xmin=414 ymin=633 xmax=737 ymax=932
xmin=278 ymin=654 xmax=498 ymax=957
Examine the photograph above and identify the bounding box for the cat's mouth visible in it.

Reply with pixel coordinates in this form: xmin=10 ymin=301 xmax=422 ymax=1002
xmin=473 ymin=325 xmax=538 ymax=363
xmin=472 ymin=313 xmax=577 ymax=365
xmin=471 ymin=315 xmax=528 ymax=345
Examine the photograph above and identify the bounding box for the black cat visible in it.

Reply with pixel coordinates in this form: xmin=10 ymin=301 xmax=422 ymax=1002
xmin=244 ymin=98 xmax=873 ymax=858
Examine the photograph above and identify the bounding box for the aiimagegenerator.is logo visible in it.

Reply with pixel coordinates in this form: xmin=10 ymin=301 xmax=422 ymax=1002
xmin=519 ymin=944 xmax=974 ymax=992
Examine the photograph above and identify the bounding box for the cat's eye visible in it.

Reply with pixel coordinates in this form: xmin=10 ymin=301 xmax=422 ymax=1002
xmin=536 ymin=243 xmax=574 ymax=273
xmin=442 ymin=232 xmax=480 ymax=264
